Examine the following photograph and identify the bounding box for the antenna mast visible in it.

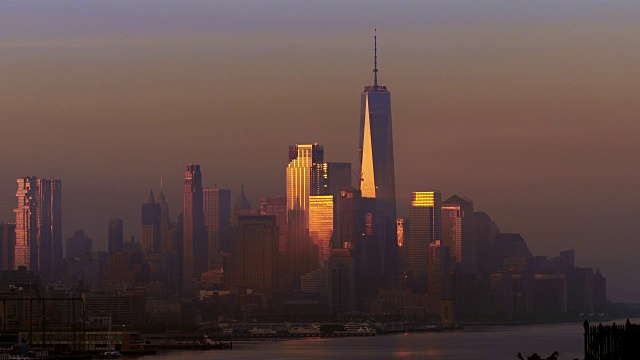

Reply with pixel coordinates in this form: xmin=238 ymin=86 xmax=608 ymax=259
xmin=373 ymin=26 xmax=378 ymax=88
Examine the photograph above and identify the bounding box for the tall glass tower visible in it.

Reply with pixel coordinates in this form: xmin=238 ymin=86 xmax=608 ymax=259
xmin=358 ymin=29 xmax=398 ymax=277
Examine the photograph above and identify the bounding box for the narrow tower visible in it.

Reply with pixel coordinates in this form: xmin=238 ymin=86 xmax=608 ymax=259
xmin=358 ymin=28 xmax=398 ymax=277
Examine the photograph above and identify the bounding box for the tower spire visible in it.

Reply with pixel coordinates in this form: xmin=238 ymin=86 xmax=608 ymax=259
xmin=373 ymin=26 xmax=378 ymax=88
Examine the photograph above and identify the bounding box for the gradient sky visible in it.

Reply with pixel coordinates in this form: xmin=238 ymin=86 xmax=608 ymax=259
xmin=1 ymin=1 xmax=639 ymax=301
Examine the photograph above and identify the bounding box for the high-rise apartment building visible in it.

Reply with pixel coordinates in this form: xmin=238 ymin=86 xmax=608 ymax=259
xmin=229 ymin=215 xmax=279 ymax=294
xmin=203 ymin=187 xmax=231 ymax=264
xmin=408 ymin=191 xmax=441 ymax=294
xmin=324 ymin=162 xmax=352 ymax=197
xmin=14 ymin=177 xmax=38 ymax=271
xmin=441 ymin=195 xmax=476 ymax=274
xmin=108 ymin=218 xmax=124 ymax=256
xmin=13 ymin=177 xmax=62 ymax=275
xmin=141 ymin=190 xmax=161 ymax=254
xmin=358 ymin=31 xmax=398 ymax=276
xmin=183 ymin=164 xmax=206 ymax=279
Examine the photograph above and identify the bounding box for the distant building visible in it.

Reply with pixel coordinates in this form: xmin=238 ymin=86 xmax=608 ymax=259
xmin=0 ymin=223 xmax=16 ymax=271
xmin=229 ymin=215 xmax=279 ymax=294
xmin=474 ymin=212 xmax=499 ymax=273
xmin=286 ymin=144 xmax=325 ymax=280
xmin=141 ymin=190 xmax=161 ymax=254
xmin=183 ymin=164 xmax=207 ymax=280
xmin=308 ymin=195 xmax=334 ymax=268
xmin=13 ymin=177 xmax=38 ymax=271
xmin=328 ymin=248 xmax=355 ymax=315
xmin=441 ymin=195 xmax=476 ymax=274
xmin=408 ymin=191 xmax=441 ymax=294
xmin=203 ymin=187 xmax=231 ymax=262
xmin=108 ymin=218 xmax=124 ymax=256
xmin=323 ymin=162 xmax=352 ymax=197
xmin=428 ymin=240 xmax=451 ymax=315
xmin=66 ymin=230 xmax=92 ymax=259
xmin=36 ymin=178 xmax=63 ymax=277
xmin=259 ymin=196 xmax=287 ymax=252
xmin=593 ymin=270 xmax=607 ymax=312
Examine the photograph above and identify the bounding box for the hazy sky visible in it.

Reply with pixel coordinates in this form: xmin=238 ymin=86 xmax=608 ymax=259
xmin=1 ymin=1 xmax=639 ymax=301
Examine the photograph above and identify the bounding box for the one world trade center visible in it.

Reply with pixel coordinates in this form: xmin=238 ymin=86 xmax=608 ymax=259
xmin=358 ymin=29 xmax=398 ymax=277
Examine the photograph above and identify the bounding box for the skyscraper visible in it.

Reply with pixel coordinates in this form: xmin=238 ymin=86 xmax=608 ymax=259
xmin=183 ymin=164 xmax=206 ymax=280
xmin=408 ymin=191 xmax=441 ymax=294
xmin=323 ymin=162 xmax=352 ymax=197
xmin=0 ymin=223 xmax=16 ymax=271
xmin=108 ymin=218 xmax=124 ymax=256
xmin=358 ymin=30 xmax=398 ymax=277
xmin=259 ymin=196 xmax=287 ymax=252
xmin=286 ymin=144 xmax=325 ymax=280
xmin=36 ymin=178 xmax=62 ymax=277
xmin=308 ymin=195 xmax=334 ymax=268
xmin=14 ymin=177 xmax=38 ymax=271
xmin=203 ymin=187 xmax=231 ymax=266
xmin=229 ymin=215 xmax=279 ymax=294
xmin=141 ymin=189 xmax=161 ymax=254
xmin=441 ymin=195 xmax=476 ymax=274
xmin=428 ymin=240 xmax=451 ymax=314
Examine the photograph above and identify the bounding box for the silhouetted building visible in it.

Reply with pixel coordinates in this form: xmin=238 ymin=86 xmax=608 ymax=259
xmin=229 ymin=215 xmax=279 ymax=294
xmin=566 ymin=267 xmax=594 ymax=314
xmin=36 ymin=178 xmax=63 ymax=278
xmin=0 ymin=223 xmax=16 ymax=271
xmin=428 ymin=240 xmax=451 ymax=314
xmin=489 ymin=233 xmax=532 ymax=273
xmin=474 ymin=212 xmax=499 ymax=274
xmin=324 ymin=162 xmax=352 ymax=197
xmin=408 ymin=191 xmax=441 ymax=294
xmin=441 ymin=195 xmax=476 ymax=274
xmin=328 ymin=248 xmax=355 ymax=315
xmin=108 ymin=218 xmax=124 ymax=256
xmin=183 ymin=164 xmax=207 ymax=280
xmin=593 ymin=270 xmax=607 ymax=312
xmin=141 ymin=190 xmax=161 ymax=254
xmin=260 ymin=196 xmax=287 ymax=252
xmin=532 ymin=274 xmax=567 ymax=316
xmin=66 ymin=229 xmax=92 ymax=259
xmin=203 ymin=187 xmax=231 ymax=264
xmin=358 ymin=31 xmax=397 ymax=277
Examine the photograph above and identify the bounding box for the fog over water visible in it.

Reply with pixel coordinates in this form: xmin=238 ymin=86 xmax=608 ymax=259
xmin=1 ymin=2 xmax=639 ymax=301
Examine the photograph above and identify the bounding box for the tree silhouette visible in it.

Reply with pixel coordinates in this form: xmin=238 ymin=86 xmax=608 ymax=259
xmin=517 ymin=351 xmax=560 ymax=360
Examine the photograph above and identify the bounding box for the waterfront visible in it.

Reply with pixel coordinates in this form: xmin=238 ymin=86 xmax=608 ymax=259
xmin=152 ymin=322 xmax=591 ymax=360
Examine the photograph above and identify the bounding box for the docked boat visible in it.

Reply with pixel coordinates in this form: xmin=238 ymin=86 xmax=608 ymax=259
xmin=287 ymin=323 xmax=321 ymax=334
xmin=337 ymin=323 xmax=377 ymax=335
xmin=98 ymin=350 xmax=123 ymax=358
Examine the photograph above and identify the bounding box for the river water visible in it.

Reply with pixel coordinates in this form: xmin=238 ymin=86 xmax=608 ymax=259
xmin=153 ymin=322 xmax=596 ymax=360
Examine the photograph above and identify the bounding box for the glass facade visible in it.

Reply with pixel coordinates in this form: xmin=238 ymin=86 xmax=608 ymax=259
xmin=309 ymin=195 xmax=334 ymax=267
xmin=408 ymin=191 xmax=441 ymax=294
xmin=14 ymin=177 xmax=38 ymax=271
xmin=183 ymin=164 xmax=206 ymax=279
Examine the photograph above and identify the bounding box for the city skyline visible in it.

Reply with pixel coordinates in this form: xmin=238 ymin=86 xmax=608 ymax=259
xmin=0 ymin=1 xmax=638 ymax=303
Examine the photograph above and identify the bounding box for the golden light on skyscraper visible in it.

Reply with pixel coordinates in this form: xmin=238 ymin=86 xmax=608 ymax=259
xmin=309 ymin=195 xmax=334 ymax=267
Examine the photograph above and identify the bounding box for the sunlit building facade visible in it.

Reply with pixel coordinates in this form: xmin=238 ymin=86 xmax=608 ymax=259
xmin=408 ymin=191 xmax=441 ymax=294
xmin=358 ymin=32 xmax=398 ymax=277
xmin=14 ymin=177 xmax=38 ymax=271
xmin=441 ymin=195 xmax=476 ymax=274
xmin=286 ymin=144 xmax=325 ymax=280
xmin=309 ymin=195 xmax=334 ymax=268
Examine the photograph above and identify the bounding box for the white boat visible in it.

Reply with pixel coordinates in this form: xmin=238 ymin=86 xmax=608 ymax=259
xmin=99 ymin=350 xmax=123 ymax=358
xmin=338 ymin=322 xmax=377 ymax=335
